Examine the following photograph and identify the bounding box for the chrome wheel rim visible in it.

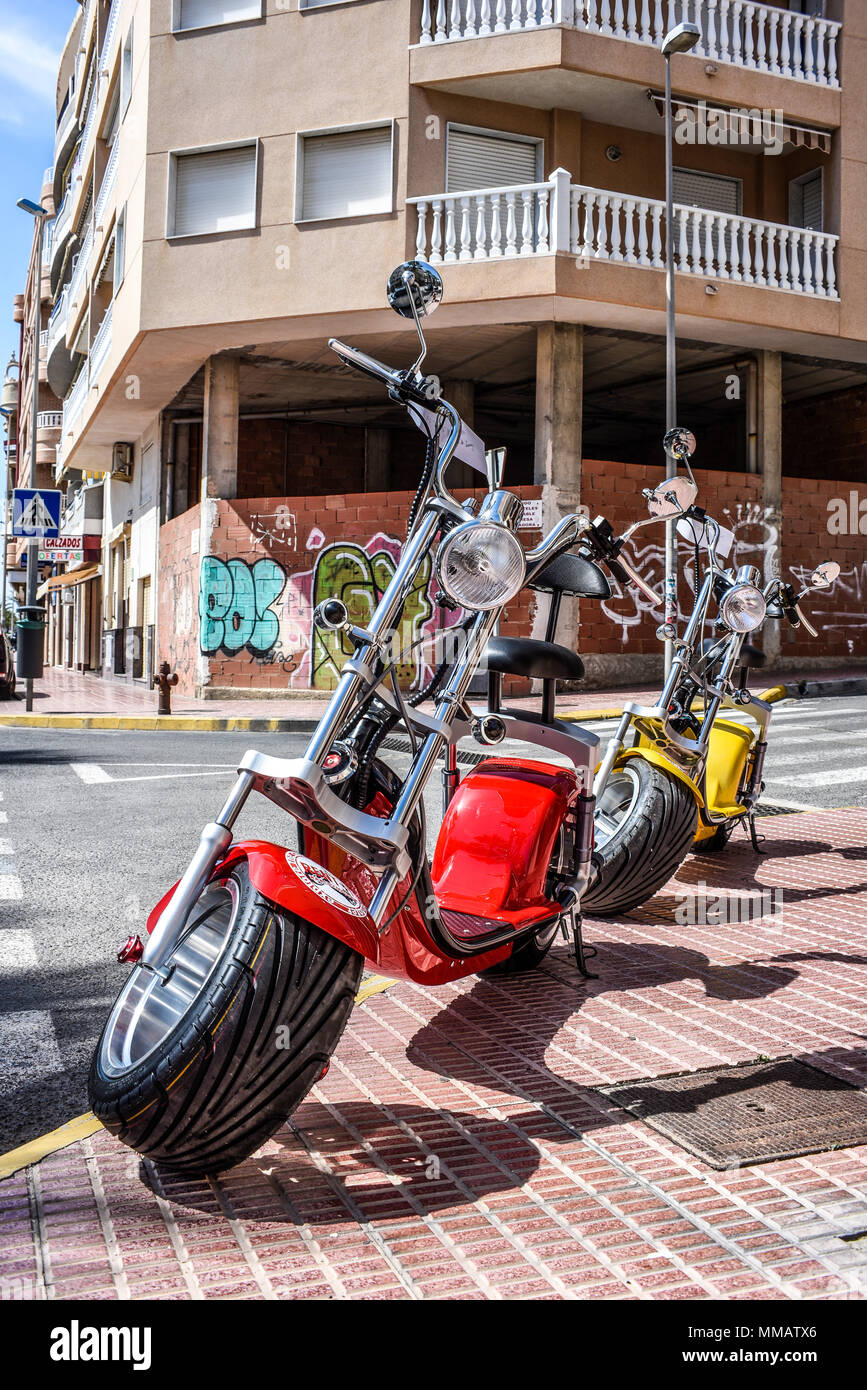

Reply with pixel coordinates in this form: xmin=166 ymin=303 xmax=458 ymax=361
xmin=99 ymin=878 xmax=239 ymax=1078
xmin=594 ymin=766 xmax=642 ymax=848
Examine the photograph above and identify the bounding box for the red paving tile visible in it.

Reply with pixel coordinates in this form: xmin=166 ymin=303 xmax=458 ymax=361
xmin=3 ymin=807 xmax=867 ymax=1300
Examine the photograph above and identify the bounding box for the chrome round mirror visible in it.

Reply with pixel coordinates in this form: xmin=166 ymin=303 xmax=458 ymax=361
xmin=663 ymin=427 xmax=697 ymax=462
xmin=646 ymin=475 xmax=698 ymax=518
xmin=810 ymin=561 xmax=840 ymax=590
xmin=387 ymin=261 xmax=444 ymax=319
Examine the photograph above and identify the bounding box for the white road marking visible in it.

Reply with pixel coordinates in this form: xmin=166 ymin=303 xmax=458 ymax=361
xmin=774 ymin=763 xmax=867 ymax=789
xmin=108 ymin=770 xmax=236 ymax=783
xmin=0 ymin=875 xmax=23 ymax=901
xmin=70 ymin=763 xmax=113 ymax=784
xmin=0 ymin=931 xmax=38 ymax=970
xmin=0 ymin=811 xmax=7 ymax=824
xmin=0 ymin=1011 xmax=63 ymax=1085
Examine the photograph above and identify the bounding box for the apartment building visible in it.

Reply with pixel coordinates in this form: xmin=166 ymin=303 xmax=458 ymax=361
xmin=11 ymin=0 xmax=865 ymax=697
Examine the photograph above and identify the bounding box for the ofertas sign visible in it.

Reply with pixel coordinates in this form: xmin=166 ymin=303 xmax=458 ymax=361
xmin=38 ymin=535 xmax=100 ymax=562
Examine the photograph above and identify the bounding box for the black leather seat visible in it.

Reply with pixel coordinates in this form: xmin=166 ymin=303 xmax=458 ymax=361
xmin=486 ymin=636 xmax=585 ymax=683
xmin=700 ymin=638 xmax=766 ymax=669
xmin=528 ymin=551 xmax=611 ymax=599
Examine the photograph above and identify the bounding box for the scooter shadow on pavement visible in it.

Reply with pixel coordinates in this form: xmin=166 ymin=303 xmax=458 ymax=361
xmin=679 ymin=832 xmax=867 ymax=910
xmin=142 ymin=936 xmax=850 ymax=1220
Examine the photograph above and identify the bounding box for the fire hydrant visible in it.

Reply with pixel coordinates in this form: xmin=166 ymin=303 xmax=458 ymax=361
xmin=154 ymin=661 xmax=179 ymax=715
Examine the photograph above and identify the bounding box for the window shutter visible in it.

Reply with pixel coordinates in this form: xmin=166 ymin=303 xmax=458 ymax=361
xmin=447 ymin=129 xmax=540 ymax=193
xmin=300 ymin=127 xmax=392 ymax=221
xmin=790 ymin=170 xmax=823 ymax=231
xmin=172 ymin=145 xmax=257 ymax=236
xmin=672 ymin=169 xmax=742 ymax=215
xmin=178 ymin=0 xmax=260 ymax=28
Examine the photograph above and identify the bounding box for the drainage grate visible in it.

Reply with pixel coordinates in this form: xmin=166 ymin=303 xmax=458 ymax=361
xmin=755 ymin=802 xmax=805 ymax=817
xmin=599 ymin=1059 xmax=867 ymax=1170
xmin=381 ymin=736 xmax=488 ymax=767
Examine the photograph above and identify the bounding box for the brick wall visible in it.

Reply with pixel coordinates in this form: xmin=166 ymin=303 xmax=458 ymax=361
xmin=782 ymin=384 xmax=867 ymax=482
xmin=237 ymin=419 xmax=366 ymax=499
xmin=158 ymin=464 xmax=864 ymax=697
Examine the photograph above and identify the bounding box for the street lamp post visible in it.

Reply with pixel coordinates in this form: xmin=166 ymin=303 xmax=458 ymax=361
xmin=662 ymin=22 xmax=701 ymax=677
xmin=17 ymin=198 xmax=49 ymax=712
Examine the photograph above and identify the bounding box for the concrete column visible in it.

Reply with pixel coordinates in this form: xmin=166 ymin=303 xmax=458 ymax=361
xmin=364 ymin=427 xmax=391 ymax=492
xmin=201 ymin=355 xmax=240 ymax=501
xmin=758 ymin=350 xmax=783 ymax=664
xmin=442 ymin=379 xmax=476 ymax=490
xmin=533 ymin=322 xmax=583 ymax=657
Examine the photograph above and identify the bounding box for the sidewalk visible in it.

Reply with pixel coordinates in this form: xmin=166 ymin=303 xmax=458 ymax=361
xmin=2 ymin=806 xmax=867 ymax=1300
xmin=2 ymin=663 xmax=865 ymax=732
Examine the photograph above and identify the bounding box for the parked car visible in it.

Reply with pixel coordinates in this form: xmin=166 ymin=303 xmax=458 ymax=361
xmin=0 ymin=629 xmax=17 ymax=699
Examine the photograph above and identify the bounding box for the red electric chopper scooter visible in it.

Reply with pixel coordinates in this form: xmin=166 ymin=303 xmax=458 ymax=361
xmin=89 ymin=261 xmax=694 ymax=1176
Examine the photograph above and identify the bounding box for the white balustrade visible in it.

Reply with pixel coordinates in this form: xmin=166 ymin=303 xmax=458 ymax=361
xmin=63 ymin=368 xmax=90 ymax=433
xmin=417 ymin=0 xmax=841 ymax=86
xmin=409 ymin=180 xmax=552 ymax=261
xmin=94 ymin=142 xmax=119 ymax=231
xmin=67 ymin=223 xmax=94 ymax=314
xmin=99 ymin=0 xmax=121 ymax=74
xmin=570 ymin=184 xmax=839 ymax=297
xmin=89 ymin=305 xmax=113 ymax=380
xmin=46 ymin=287 xmax=70 ymax=359
xmin=37 ymin=412 xmax=63 ymax=431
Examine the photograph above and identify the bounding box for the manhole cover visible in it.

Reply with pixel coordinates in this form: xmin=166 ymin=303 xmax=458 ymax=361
xmin=599 ymin=1059 xmax=867 ymax=1169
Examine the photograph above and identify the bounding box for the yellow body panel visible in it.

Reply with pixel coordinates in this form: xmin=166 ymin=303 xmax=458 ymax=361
xmin=615 ymin=715 xmax=759 ymax=844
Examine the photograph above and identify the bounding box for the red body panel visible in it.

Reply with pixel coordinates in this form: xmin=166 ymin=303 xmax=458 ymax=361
xmin=145 ymin=758 xmax=574 ymax=985
xmin=431 ymin=759 xmax=578 ymax=917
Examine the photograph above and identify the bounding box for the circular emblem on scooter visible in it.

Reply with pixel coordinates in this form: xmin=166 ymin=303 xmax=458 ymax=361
xmin=284 ymin=851 xmax=368 ymax=918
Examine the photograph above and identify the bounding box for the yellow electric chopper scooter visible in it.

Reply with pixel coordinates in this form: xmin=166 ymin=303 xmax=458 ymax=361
xmin=576 ymin=429 xmax=840 ymax=916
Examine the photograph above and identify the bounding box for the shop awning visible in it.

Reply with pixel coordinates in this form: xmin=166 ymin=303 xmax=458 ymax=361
xmin=646 ymin=91 xmax=832 ymax=153
xmin=36 ymin=563 xmax=101 ymax=599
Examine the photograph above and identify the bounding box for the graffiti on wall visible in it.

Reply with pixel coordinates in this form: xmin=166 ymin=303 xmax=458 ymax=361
xmin=249 ymin=506 xmax=297 ymax=554
xmin=198 ymin=531 xmax=457 ymax=689
xmin=600 ymin=501 xmax=778 ymax=642
xmin=199 ymin=556 xmax=288 ymax=656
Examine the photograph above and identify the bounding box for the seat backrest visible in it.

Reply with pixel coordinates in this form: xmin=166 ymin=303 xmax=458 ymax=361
xmin=528 ymin=551 xmax=611 ymax=600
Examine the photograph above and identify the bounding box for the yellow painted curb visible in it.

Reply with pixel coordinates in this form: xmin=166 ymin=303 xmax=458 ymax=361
xmin=354 ymin=974 xmax=397 ymax=1006
xmin=0 ymin=714 xmax=305 ymax=732
xmin=0 ymin=1112 xmax=103 ymax=1181
xmin=558 ymin=706 xmax=624 ymax=723
xmin=0 ymin=975 xmax=398 ymax=1181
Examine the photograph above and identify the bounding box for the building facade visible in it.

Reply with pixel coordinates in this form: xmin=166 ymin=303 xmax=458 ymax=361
xmin=11 ymin=0 xmax=866 ymax=697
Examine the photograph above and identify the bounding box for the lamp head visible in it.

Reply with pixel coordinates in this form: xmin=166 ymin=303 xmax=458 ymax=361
xmin=662 ymin=22 xmax=701 ymax=58
xmin=17 ymin=198 xmax=48 ymax=219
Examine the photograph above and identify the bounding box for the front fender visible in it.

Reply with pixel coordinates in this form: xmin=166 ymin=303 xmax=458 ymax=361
xmin=146 ymin=840 xmax=381 ymax=962
xmin=615 ymin=746 xmax=704 ymax=808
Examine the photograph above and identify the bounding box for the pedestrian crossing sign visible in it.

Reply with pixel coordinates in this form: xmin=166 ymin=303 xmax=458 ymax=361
xmin=12 ymin=488 xmax=62 ymax=539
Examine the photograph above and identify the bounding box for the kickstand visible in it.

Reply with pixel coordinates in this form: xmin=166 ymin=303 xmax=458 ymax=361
xmin=747 ymin=812 xmax=766 ymax=854
xmin=569 ymin=909 xmax=598 ymax=980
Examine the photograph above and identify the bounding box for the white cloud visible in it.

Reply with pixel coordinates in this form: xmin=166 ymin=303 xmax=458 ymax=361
xmin=0 ymin=13 xmax=66 ymax=107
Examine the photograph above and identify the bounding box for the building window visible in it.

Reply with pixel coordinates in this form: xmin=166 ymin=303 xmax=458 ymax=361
xmin=167 ymin=142 xmax=259 ymax=238
xmin=446 ymin=126 xmax=543 ymax=193
xmin=672 ymin=168 xmax=742 ymax=216
xmin=115 ymin=205 xmax=127 ymax=290
xmin=789 ymin=169 xmax=823 ymax=232
xmin=173 ymin=0 xmax=263 ymax=30
xmin=296 ymin=123 xmax=394 ymax=223
xmin=120 ymin=24 xmax=133 ymax=116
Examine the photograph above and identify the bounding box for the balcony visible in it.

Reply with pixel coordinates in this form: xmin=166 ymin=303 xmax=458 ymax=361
xmin=36 ymin=411 xmax=63 ymax=468
xmin=67 ymin=222 xmax=94 ymax=321
xmin=89 ymin=305 xmax=113 ymax=382
xmin=417 ymin=1 xmax=841 ymax=88
xmin=408 ymin=168 xmax=839 ymax=298
xmin=49 ymin=193 xmax=75 ymax=289
xmin=99 ymin=0 xmax=121 ymax=78
xmin=94 ymin=142 xmax=119 ymax=234
xmin=63 ymin=367 xmax=90 ymax=436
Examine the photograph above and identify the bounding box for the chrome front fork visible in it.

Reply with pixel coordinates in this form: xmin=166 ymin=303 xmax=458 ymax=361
xmin=141 ymin=771 xmax=255 ymax=971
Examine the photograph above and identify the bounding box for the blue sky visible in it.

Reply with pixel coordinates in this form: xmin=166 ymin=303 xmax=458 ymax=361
xmin=0 ymin=1 xmax=77 ymax=389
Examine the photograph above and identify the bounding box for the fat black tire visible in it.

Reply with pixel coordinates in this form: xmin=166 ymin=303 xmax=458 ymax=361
xmin=582 ymin=760 xmax=698 ymax=917
xmin=480 ymin=920 xmax=559 ymax=976
xmin=88 ymin=859 xmax=363 ymax=1175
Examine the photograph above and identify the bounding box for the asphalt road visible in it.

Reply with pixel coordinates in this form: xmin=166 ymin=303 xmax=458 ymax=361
xmin=0 ymin=693 xmax=863 ymax=1152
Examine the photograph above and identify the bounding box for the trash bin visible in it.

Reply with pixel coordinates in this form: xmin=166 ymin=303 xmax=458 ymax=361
xmin=15 ymin=606 xmax=46 ymax=680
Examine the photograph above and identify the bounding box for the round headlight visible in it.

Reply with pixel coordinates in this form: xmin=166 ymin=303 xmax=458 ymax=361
xmin=720 ymin=583 xmax=767 ymax=633
xmin=436 ymin=521 xmax=526 ymax=611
